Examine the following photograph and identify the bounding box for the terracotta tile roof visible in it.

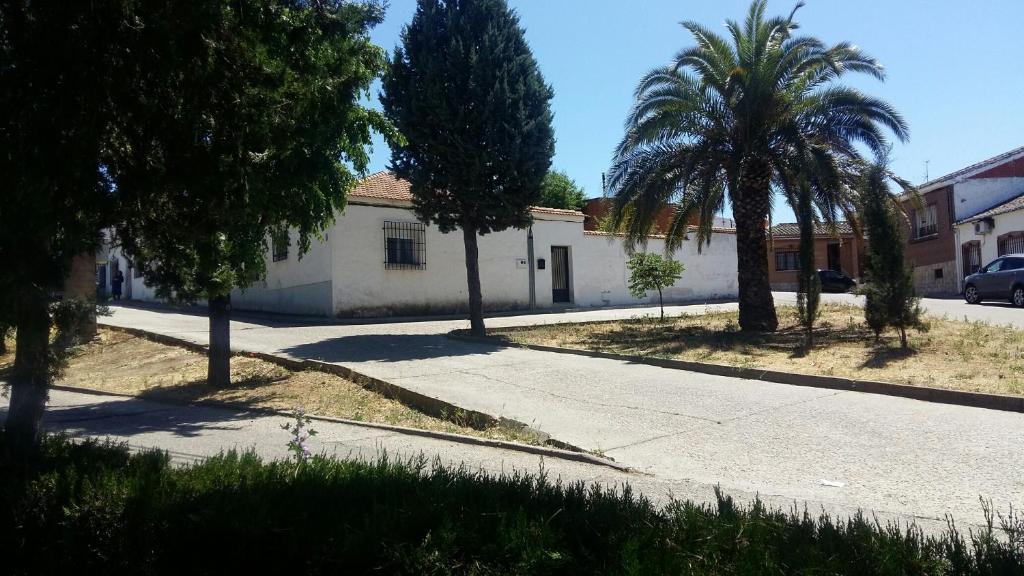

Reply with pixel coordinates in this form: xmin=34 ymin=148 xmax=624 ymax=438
xmin=962 ymin=191 xmax=1024 ymax=223
xmin=350 ymin=171 xmax=413 ymax=201
xmin=350 ymin=171 xmax=584 ymax=216
xmin=582 ymin=226 xmax=736 ymax=239
xmin=918 ymin=145 xmax=1024 ymax=191
xmin=530 ymin=206 xmax=584 ymax=216
xmin=770 ymin=222 xmax=854 ymax=237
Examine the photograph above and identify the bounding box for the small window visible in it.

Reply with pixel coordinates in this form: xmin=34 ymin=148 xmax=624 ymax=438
xmin=384 ymin=221 xmax=426 ymax=270
xmin=272 ymin=229 xmax=289 ymax=262
xmin=775 ymin=251 xmax=799 ymax=271
xmin=933 ymin=268 xmax=943 ymax=279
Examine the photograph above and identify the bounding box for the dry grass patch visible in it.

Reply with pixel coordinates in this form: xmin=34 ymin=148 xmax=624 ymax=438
xmin=496 ymin=304 xmax=1024 ymax=397
xmin=44 ymin=329 xmax=541 ymax=445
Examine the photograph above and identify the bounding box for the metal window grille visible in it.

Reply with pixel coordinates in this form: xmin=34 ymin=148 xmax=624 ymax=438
xmin=384 ymin=221 xmax=426 ymax=270
xmin=998 ymin=232 xmax=1024 ymax=256
xmin=774 ymin=251 xmax=799 ymax=271
xmin=272 ymin=230 xmax=289 ymax=262
xmin=962 ymin=241 xmax=981 ymax=277
xmin=916 ymin=205 xmax=938 ymax=238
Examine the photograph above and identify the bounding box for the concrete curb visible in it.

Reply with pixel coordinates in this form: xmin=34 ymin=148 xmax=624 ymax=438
xmin=96 ymin=324 xmax=628 ymax=471
xmin=448 ymin=333 xmax=1024 ymax=415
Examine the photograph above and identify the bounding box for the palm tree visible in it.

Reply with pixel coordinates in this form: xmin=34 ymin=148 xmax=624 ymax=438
xmin=607 ymin=0 xmax=908 ymax=331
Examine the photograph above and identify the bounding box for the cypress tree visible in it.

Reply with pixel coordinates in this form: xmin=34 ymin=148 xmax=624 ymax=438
xmin=860 ymin=155 xmax=926 ymax=348
xmin=381 ymin=0 xmax=555 ymax=336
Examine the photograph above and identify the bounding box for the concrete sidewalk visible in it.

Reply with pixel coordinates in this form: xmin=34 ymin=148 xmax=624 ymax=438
xmin=8 ymin=388 xmax=969 ymax=534
xmin=95 ymin=303 xmax=1024 ymax=529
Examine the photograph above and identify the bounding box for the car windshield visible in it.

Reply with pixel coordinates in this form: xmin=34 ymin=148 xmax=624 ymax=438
xmin=983 ymin=259 xmax=1005 ymax=273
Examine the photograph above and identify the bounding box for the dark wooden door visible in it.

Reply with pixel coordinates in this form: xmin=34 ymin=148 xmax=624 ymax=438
xmin=827 ymin=243 xmax=841 ymax=272
xmin=551 ymin=246 xmax=570 ymax=303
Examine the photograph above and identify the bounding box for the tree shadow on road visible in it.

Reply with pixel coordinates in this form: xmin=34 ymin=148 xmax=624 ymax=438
xmin=281 ymin=333 xmax=503 ymax=364
xmin=20 ymin=396 xmax=256 ymax=439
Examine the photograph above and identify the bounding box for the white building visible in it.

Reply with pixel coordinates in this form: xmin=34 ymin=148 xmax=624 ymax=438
xmin=954 ymin=193 xmax=1024 ymax=289
xmin=103 ymin=172 xmax=738 ymax=317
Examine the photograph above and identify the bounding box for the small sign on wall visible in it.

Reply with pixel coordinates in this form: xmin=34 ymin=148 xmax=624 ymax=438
xmin=515 ymin=258 xmax=527 ymax=269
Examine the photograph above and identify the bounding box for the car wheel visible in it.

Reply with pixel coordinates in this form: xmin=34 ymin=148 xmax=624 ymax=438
xmin=964 ymin=285 xmax=981 ymax=304
xmin=1013 ymin=287 xmax=1024 ymax=307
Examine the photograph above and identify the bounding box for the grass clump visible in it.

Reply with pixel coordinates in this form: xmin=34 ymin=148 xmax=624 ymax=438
xmin=2 ymin=433 xmax=1022 ymax=575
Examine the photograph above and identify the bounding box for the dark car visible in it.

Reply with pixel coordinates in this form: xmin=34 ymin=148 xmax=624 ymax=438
xmin=818 ymin=269 xmax=856 ymax=293
xmin=963 ymin=254 xmax=1024 ymax=306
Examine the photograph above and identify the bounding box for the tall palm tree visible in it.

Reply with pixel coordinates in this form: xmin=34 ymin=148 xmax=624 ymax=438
xmin=607 ymin=0 xmax=908 ymax=331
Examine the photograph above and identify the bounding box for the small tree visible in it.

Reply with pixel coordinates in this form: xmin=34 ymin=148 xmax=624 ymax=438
xmin=795 ymin=183 xmax=821 ymax=347
xmin=539 ymin=171 xmax=586 ymax=211
xmin=860 ymin=155 xmax=926 ymax=348
xmin=109 ymin=0 xmax=391 ymax=386
xmin=381 ymin=0 xmax=555 ymax=336
xmin=627 ymin=253 xmax=684 ymax=320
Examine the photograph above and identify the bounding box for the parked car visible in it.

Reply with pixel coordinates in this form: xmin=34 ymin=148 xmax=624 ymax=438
xmin=963 ymin=254 xmax=1024 ymax=306
xmin=818 ymin=269 xmax=856 ymax=293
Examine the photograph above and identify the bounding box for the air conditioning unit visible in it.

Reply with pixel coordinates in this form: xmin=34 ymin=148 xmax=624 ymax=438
xmin=974 ymin=219 xmax=994 ymax=235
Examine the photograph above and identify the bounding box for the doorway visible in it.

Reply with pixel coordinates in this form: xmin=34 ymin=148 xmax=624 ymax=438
xmin=550 ymin=246 xmax=571 ymax=303
xmin=827 ymin=243 xmax=841 ymax=272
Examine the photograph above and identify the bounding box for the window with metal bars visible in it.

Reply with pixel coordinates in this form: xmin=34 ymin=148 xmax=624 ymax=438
xmin=384 ymin=221 xmax=426 ymax=269
xmin=998 ymin=231 xmax=1024 ymax=256
xmin=963 ymin=241 xmax=981 ymax=277
xmin=272 ymin=229 xmax=289 ymax=262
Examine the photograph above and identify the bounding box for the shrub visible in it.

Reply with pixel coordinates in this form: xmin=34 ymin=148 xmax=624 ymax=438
xmin=2 ymin=433 xmax=1023 ymax=575
xmin=627 ymin=252 xmax=684 ymax=320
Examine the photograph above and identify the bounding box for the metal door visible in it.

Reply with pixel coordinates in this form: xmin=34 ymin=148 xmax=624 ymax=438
xmin=827 ymin=243 xmax=841 ymax=272
xmin=551 ymin=246 xmax=571 ymax=303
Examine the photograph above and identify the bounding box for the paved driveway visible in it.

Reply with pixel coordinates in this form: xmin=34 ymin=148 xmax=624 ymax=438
xmin=91 ymin=302 xmax=1024 ymax=528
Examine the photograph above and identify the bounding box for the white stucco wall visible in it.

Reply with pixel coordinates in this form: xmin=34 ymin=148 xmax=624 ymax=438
xmin=328 ymin=201 xmax=538 ymax=316
xmin=232 ymin=228 xmax=334 ymax=316
xmin=326 ymin=201 xmax=737 ymax=316
xmin=954 ymin=208 xmax=1024 ymax=292
xmin=104 ymin=245 xmax=160 ymax=302
xmin=953 ymin=178 xmax=1024 ymax=221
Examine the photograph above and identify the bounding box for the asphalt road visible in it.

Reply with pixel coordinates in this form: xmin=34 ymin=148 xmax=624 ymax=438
xmin=81 ymin=298 xmax=1024 ymax=530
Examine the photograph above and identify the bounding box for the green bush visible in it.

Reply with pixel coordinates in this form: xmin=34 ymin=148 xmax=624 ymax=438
xmin=1 ymin=433 xmax=1022 ymax=575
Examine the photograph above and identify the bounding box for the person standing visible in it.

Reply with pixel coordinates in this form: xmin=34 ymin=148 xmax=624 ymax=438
xmin=111 ymin=269 xmax=124 ymax=301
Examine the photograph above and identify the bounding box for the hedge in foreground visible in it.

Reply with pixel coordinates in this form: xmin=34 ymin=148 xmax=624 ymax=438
xmin=1 ymin=434 xmax=1022 ymax=575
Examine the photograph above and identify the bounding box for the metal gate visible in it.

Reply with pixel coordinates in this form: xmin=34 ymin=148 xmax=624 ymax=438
xmin=551 ymin=246 xmax=571 ymax=303
xmin=962 ymin=241 xmax=981 ymax=277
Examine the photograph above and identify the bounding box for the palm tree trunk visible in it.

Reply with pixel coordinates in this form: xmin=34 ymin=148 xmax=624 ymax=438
xmin=4 ymin=286 xmax=51 ymax=460
xmin=733 ymin=161 xmax=778 ymax=332
xmin=207 ymin=294 xmax=231 ymax=387
xmin=462 ymin=225 xmax=486 ymax=337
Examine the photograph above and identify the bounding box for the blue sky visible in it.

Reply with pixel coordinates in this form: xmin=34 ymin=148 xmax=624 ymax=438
xmin=365 ymin=0 xmax=1024 ymax=224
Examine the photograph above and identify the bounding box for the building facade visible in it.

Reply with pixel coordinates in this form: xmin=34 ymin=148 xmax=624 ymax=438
xmin=767 ymin=222 xmax=863 ymax=291
xmin=105 ymin=172 xmax=739 ymax=317
xmin=906 ymin=146 xmax=1024 ymax=294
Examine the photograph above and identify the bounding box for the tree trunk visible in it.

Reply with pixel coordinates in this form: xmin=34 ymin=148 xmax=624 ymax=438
xmin=732 ymin=161 xmax=778 ymax=332
xmin=658 ymin=287 xmax=664 ymax=320
xmin=462 ymin=225 xmax=486 ymax=337
xmin=63 ymin=252 xmax=98 ymax=341
xmin=208 ymin=294 xmax=231 ymax=387
xmin=4 ymin=287 xmax=51 ymax=460
xmin=899 ymin=326 xmax=908 ymax=349
xmin=0 ymin=329 xmax=7 ymax=354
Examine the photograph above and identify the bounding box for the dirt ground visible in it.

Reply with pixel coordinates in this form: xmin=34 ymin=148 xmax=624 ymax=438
xmin=2 ymin=329 xmax=539 ymax=445
xmin=496 ymin=304 xmax=1024 ymax=397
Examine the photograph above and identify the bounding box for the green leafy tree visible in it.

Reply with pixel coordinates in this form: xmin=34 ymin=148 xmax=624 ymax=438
xmin=796 ymin=182 xmax=821 ymax=347
xmin=860 ymin=154 xmax=926 ymax=348
xmin=607 ymin=0 xmax=907 ymax=333
xmin=381 ymin=0 xmax=555 ymax=336
xmin=627 ymin=253 xmax=684 ymax=320
xmin=108 ymin=0 xmax=391 ymax=386
xmin=1 ymin=0 xmax=128 ymax=456
xmin=539 ymin=171 xmax=586 ymax=211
